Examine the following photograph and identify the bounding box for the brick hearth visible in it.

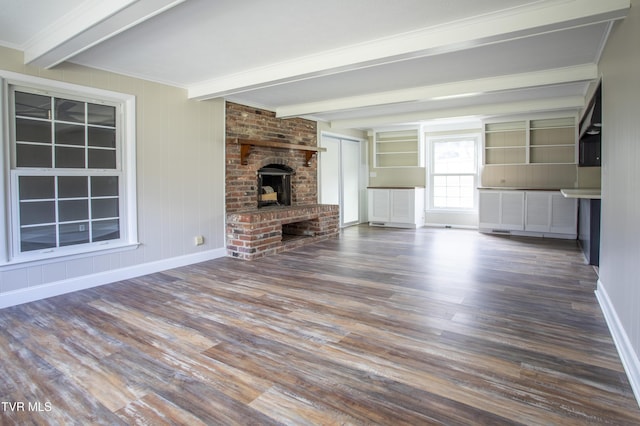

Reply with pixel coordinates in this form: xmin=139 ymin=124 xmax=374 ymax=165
xmin=226 ymin=204 xmax=339 ymax=260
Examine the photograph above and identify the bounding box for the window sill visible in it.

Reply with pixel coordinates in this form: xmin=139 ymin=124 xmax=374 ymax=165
xmin=0 ymin=241 xmax=140 ymax=271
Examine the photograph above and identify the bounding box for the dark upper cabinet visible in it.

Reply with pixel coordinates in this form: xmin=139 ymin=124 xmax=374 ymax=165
xmin=579 ymin=82 xmax=602 ymax=167
xmin=579 ymin=135 xmax=601 ymax=167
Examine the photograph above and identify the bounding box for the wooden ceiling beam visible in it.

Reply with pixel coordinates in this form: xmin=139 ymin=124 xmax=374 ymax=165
xmin=24 ymin=0 xmax=185 ymax=68
xmin=188 ymin=0 xmax=628 ymax=101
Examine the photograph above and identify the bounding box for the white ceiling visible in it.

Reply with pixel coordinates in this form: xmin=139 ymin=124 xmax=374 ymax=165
xmin=0 ymin=0 xmax=630 ymax=129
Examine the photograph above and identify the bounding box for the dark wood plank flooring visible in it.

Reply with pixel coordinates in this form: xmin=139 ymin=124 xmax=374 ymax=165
xmin=1 ymin=226 xmax=639 ymax=425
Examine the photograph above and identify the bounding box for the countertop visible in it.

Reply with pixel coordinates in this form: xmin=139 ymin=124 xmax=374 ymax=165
xmin=478 ymin=187 xmax=562 ymax=191
xmin=367 ymin=186 xmax=425 ymax=189
xmin=477 ymin=187 xmax=602 ymax=199
xmin=560 ymin=188 xmax=601 ymax=199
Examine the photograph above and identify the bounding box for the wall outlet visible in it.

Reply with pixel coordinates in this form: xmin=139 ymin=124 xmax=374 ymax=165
xmin=195 ymin=235 xmax=204 ymax=246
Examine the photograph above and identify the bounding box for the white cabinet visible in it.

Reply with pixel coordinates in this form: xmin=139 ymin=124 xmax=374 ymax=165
xmin=524 ymin=192 xmax=551 ymax=232
xmin=550 ymin=193 xmax=578 ymax=235
xmin=368 ymin=189 xmax=391 ymax=222
xmin=479 ymin=190 xmax=577 ymax=239
xmin=524 ymin=191 xmax=578 ymax=235
xmin=389 ymin=189 xmax=415 ymax=223
xmin=501 ymin=192 xmax=526 ymax=230
xmin=478 ymin=191 xmax=501 ymax=226
xmin=479 ymin=191 xmax=525 ymax=231
xmin=367 ymin=187 xmax=424 ymax=228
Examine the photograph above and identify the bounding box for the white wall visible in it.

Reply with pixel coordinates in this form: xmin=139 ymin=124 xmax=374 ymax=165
xmin=0 ymin=46 xmax=227 ymax=308
xmin=595 ymin=0 xmax=640 ymax=402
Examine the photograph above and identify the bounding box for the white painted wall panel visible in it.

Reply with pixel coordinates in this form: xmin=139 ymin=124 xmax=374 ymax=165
xmin=0 ymin=46 xmax=226 ymax=305
xmin=319 ymin=137 xmax=340 ymax=205
xmin=597 ymin=0 xmax=640 ymax=399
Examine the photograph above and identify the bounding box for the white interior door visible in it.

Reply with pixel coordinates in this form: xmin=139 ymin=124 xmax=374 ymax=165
xmin=320 ymin=135 xmax=363 ymax=227
xmin=341 ymin=139 xmax=360 ymax=225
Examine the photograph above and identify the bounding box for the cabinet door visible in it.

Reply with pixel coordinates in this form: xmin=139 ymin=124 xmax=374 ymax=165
xmin=389 ymin=189 xmax=414 ymax=223
xmin=479 ymin=191 xmax=501 ymax=228
xmin=550 ymin=194 xmax=577 ymax=234
xmin=500 ymin=192 xmax=525 ymax=230
xmin=525 ymin=192 xmax=551 ymax=232
xmin=368 ymin=189 xmax=390 ymax=222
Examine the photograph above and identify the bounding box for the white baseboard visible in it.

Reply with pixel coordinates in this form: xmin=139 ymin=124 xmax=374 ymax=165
xmin=477 ymin=228 xmax=577 ymax=240
xmin=0 ymin=248 xmax=227 ymax=309
xmin=595 ymin=279 xmax=640 ymax=407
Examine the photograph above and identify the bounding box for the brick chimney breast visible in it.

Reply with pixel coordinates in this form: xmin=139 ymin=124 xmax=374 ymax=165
xmin=225 ymin=102 xmax=318 ymax=213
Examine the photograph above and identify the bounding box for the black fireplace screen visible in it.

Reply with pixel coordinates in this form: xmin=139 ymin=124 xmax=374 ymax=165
xmin=257 ymin=164 xmax=294 ymax=208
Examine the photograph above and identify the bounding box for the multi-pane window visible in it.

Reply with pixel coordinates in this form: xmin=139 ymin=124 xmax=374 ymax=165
xmin=10 ymin=87 xmax=123 ymax=256
xmin=18 ymin=175 xmax=120 ymax=252
xmin=430 ymin=137 xmax=478 ymax=210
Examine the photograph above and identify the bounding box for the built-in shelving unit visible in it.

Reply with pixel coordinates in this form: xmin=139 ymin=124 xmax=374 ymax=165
xmin=529 ymin=117 xmax=576 ymax=164
xmin=484 ymin=121 xmax=527 ymax=165
xmin=483 ymin=117 xmax=576 ymax=165
xmin=373 ymin=128 xmax=422 ymax=168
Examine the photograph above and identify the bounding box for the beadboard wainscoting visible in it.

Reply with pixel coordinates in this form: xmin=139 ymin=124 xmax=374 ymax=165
xmin=596 ymin=280 xmax=640 ymax=405
xmin=0 ymin=46 xmax=227 ymax=307
xmin=0 ymin=248 xmax=227 ymax=309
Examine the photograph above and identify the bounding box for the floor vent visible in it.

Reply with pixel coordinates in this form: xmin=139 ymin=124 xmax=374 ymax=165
xmin=491 ymin=229 xmax=512 ymax=234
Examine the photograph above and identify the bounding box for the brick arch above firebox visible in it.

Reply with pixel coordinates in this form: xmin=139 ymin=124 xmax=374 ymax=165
xmin=258 ymin=162 xmax=295 ymax=174
xmin=257 ymin=157 xmax=297 ymax=171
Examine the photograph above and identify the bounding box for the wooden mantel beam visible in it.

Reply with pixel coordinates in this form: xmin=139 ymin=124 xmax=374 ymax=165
xmin=236 ymin=138 xmax=326 ymax=167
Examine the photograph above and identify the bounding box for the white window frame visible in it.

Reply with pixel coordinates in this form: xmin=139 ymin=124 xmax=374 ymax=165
xmin=426 ymin=133 xmax=480 ymax=212
xmin=0 ymin=70 xmax=138 ymax=268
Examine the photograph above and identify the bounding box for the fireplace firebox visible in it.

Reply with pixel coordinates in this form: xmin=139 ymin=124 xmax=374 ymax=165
xmin=257 ymin=164 xmax=294 ymax=208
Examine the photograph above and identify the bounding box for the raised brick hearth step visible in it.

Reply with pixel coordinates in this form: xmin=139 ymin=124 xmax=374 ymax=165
xmin=226 ymin=204 xmax=339 ymax=260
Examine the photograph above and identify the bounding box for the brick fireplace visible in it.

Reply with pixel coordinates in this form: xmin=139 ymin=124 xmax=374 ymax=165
xmin=225 ymin=102 xmax=339 ymax=259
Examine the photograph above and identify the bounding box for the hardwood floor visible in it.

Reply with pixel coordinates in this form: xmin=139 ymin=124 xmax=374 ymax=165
xmin=1 ymin=226 xmax=639 ymax=425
